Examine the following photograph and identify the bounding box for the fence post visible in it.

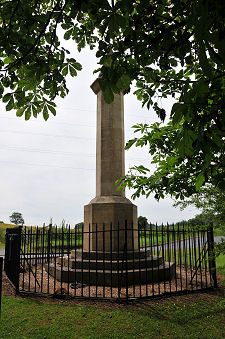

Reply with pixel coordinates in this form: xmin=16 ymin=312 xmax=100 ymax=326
xmin=0 ymin=256 xmax=3 ymax=318
xmin=207 ymin=223 xmax=217 ymax=288
xmin=16 ymin=226 xmax=22 ymax=294
xmin=125 ymin=220 xmax=128 ymax=301
xmin=47 ymin=223 xmax=52 ymax=262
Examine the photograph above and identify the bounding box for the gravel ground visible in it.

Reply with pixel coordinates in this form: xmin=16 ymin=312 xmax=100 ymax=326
xmin=1 ymin=271 xmax=224 ymax=312
xmin=18 ymin=263 xmax=211 ymax=298
xmin=1 ymin=265 xmax=224 ymax=301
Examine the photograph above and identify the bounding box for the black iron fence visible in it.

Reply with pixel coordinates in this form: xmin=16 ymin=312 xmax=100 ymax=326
xmin=3 ymin=223 xmax=217 ymax=300
xmin=7 ymin=222 xmax=215 ymax=300
xmin=0 ymin=256 xmax=3 ymax=316
xmin=4 ymin=226 xmax=21 ymax=293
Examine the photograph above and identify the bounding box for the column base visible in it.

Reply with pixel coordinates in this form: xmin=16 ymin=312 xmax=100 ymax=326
xmin=47 ymin=249 xmax=176 ymax=287
xmin=83 ymin=196 xmax=138 ymax=252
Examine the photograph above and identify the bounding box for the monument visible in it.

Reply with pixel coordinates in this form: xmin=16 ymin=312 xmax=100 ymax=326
xmin=48 ymin=79 xmax=175 ymax=287
xmin=83 ymin=78 xmax=138 ymax=252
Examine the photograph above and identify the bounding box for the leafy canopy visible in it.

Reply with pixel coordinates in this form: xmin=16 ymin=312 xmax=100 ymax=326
xmin=138 ymin=215 xmax=148 ymax=229
xmin=174 ymin=185 xmax=225 ymax=228
xmin=9 ymin=212 xmax=24 ymax=225
xmin=0 ymin=0 xmax=224 ymax=197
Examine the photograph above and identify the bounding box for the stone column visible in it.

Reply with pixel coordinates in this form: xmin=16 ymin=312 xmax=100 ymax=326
xmin=83 ymin=79 xmax=138 ymax=252
xmin=94 ymin=79 xmax=125 ymax=197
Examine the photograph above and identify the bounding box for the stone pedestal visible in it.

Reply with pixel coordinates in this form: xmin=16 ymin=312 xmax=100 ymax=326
xmin=84 ymin=196 xmax=138 ymax=252
xmin=49 ymin=250 xmax=176 ymax=287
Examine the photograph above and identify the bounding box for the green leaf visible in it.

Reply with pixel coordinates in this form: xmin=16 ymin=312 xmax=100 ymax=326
xmin=6 ymin=97 xmax=14 ymax=111
xmin=3 ymin=57 xmax=13 ymax=64
xmin=125 ymin=139 xmax=137 ymax=150
xmin=74 ymin=62 xmax=82 ymax=71
xmin=171 ymin=103 xmax=184 ymax=124
xmin=116 ymin=74 xmax=130 ymax=90
xmin=69 ymin=65 xmax=77 ymax=77
xmin=25 ymin=107 xmax=31 ymax=120
xmin=196 ymin=173 xmax=205 ymax=191
xmin=48 ymin=105 xmax=56 ymax=116
xmin=159 ymin=108 xmax=166 ymax=122
xmin=102 ymin=56 xmax=112 ymax=68
xmin=177 ymin=128 xmax=197 ymax=157
xmin=103 ymin=86 xmax=114 ymax=104
xmin=16 ymin=107 xmax=25 ymax=117
xmin=64 ymin=29 xmax=72 ymax=40
xmin=3 ymin=93 xmax=11 ymax=103
xmin=108 ymin=13 xmax=126 ymax=37
xmin=62 ymin=65 xmax=68 ymax=76
xmin=43 ymin=106 xmax=49 ymax=121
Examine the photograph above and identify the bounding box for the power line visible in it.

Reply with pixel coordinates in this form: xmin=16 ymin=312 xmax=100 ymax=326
xmin=57 ymin=106 xmax=152 ymax=119
xmin=57 ymin=106 xmax=95 ymax=112
xmin=0 ymin=105 xmax=152 ymax=120
xmin=0 ymin=130 xmax=95 ymax=140
xmin=0 ymin=145 xmax=95 ymax=157
xmin=0 ymin=159 xmax=95 ymax=171
xmin=0 ymin=145 xmax=148 ymax=161
xmin=0 ymin=116 xmax=95 ymax=128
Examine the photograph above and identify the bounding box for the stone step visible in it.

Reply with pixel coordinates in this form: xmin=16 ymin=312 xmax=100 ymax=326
xmin=56 ymin=255 xmax=163 ymax=270
xmin=70 ymin=249 xmax=154 ymax=261
xmin=46 ymin=261 xmax=176 ymax=287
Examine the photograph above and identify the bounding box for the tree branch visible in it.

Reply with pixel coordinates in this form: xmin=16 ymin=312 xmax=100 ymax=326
xmin=7 ymin=0 xmax=65 ymax=71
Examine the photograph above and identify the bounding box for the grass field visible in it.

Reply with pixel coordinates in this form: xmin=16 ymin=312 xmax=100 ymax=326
xmin=0 ymin=296 xmax=224 ymax=338
xmin=0 ymin=223 xmax=18 ymax=248
xmin=1 ymin=223 xmax=224 ymax=249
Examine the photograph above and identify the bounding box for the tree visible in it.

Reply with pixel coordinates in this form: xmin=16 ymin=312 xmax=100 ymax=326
xmin=75 ymin=222 xmax=84 ymax=230
xmin=174 ymin=185 xmax=225 ymax=228
xmin=9 ymin=212 xmax=24 ymax=225
xmin=138 ymin=216 xmax=148 ymax=230
xmin=0 ymin=0 xmax=224 ymax=197
xmin=187 ymin=214 xmax=211 ymax=227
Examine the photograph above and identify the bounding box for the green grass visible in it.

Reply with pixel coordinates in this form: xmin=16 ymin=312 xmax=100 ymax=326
xmin=139 ymin=226 xmax=225 ymax=247
xmin=214 ymin=228 xmax=225 ymax=237
xmin=0 ymin=223 xmax=27 ymax=248
xmin=0 ymin=224 xmax=82 ymax=250
xmin=0 ymin=224 xmax=17 ymax=248
xmin=217 ymin=254 xmax=225 ymax=286
xmin=0 ymin=296 xmax=225 ymax=338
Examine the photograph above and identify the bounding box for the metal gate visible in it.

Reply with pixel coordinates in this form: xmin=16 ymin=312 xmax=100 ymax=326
xmin=4 ymin=226 xmax=21 ymax=293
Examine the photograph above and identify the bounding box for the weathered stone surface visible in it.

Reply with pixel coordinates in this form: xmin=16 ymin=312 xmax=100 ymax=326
xmin=83 ymin=79 xmax=138 ymax=252
xmin=84 ymin=200 xmax=138 ymax=252
xmin=92 ymin=79 xmax=125 ymax=197
xmin=47 ymin=257 xmax=176 ymax=287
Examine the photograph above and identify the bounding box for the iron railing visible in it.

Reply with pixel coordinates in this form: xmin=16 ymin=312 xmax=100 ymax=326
xmin=17 ymin=222 xmax=217 ymax=300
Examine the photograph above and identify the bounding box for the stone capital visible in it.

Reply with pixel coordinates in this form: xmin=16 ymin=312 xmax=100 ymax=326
xmin=90 ymin=78 xmax=101 ymax=95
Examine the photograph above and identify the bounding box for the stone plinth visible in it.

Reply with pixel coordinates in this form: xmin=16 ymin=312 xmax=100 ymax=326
xmin=83 ymin=196 xmax=138 ymax=252
xmin=47 ymin=250 xmax=176 ymax=287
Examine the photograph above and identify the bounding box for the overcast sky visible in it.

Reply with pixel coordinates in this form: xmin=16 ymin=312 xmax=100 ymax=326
xmin=0 ymin=41 xmax=198 ymax=226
